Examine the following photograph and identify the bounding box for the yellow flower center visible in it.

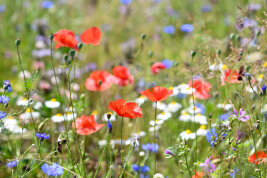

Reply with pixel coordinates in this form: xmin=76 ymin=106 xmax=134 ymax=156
xmin=92 ymin=110 xmax=98 ymax=115
xmin=26 ymin=108 xmax=31 ymax=112
xmin=56 ymin=113 xmax=63 ymax=116
xmin=9 ymin=116 xmax=15 ymax=120
xmin=107 ymin=112 xmax=113 ymax=115
xmin=183 ymin=112 xmax=188 ymax=115
xmin=67 ymin=112 xmax=71 ymax=115
xmin=51 ymin=98 xmax=57 ymax=102
xmin=200 ymin=125 xmax=206 ymax=130
xmin=194 ymin=107 xmax=197 ymax=110
xmin=140 ymin=163 xmax=144 ymax=167
xmin=171 ymin=101 xmax=176 ymax=104
xmin=23 ymin=98 xmax=27 ymax=101
xmin=196 ymin=113 xmax=201 ymax=116
xmin=169 ymin=86 xmax=173 ymax=90
xmin=258 ymin=74 xmax=264 ymax=79
xmin=185 ymin=130 xmax=192 ymax=134
xmin=263 ymin=62 xmax=267 ymax=67
xmin=139 ymin=95 xmax=145 ymax=98
xmin=161 ymin=112 xmax=165 ymax=115
xmin=222 ymin=64 xmax=228 ymax=70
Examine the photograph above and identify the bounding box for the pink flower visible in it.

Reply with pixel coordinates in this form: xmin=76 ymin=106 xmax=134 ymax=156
xmin=233 ymin=108 xmax=250 ymax=122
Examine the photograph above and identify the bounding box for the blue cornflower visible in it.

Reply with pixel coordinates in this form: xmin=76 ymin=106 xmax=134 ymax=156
xmin=0 ymin=111 xmax=7 ymax=119
xmin=219 ymin=113 xmax=229 ymax=121
xmin=195 ymin=103 xmax=206 ymax=114
xmin=0 ymin=5 xmax=5 ymax=13
xmin=202 ymin=5 xmax=212 ymax=13
xmin=163 ymin=25 xmax=175 ymax=34
xmin=3 ymin=80 xmax=12 ymax=92
xmin=41 ymin=1 xmax=54 ymax=9
xmin=141 ymin=143 xmax=158 ymax=153
xmin=161 ymin=59 xmax=172 ymax=69
xmin=132 ymin=164 xmax=149 ymax=173
xmin=0 ymin=95 xmax=9 ymax=104
xmin=36 ymin=133 xmax=50 ymax=141
xmin=206 ymin=128 xmax=218 ymax=147
xmin=180 ymin=24 xmax=193 ymax=33
xmin=120 ymin=0 xmax=132 ymax=5
xmin=107 ymin=120 xmax=112 ymax=133
xmin=261 ymin=85 xmax=266 ymax=95
xmin=6 ymin=160 xmax=19 ymax=168
xmin=41 ymin=163 xmax=64 ymax=176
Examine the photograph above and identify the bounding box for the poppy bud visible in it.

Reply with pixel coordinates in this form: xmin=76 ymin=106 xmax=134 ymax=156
xmin=15 ymin=39 xmax=21 ymax=46
xmin=107 ymin=113 xmax=111 ymax=120
xmin=229 ymin=33 xmax=235 ymax=40
xmin=191 ymin=50 xmax=196 ymax=57
xmin=80 ymin=93 xmax=85 ymax=100
xmin=78 ymin=42 xmax=83 ymax=50
xmin=216 ymin=49 xmax=221 ymax=55
xmin=209 ymin=113 xmax=212 ymax=119
xmin=235 ymin=34 xmax=240 ymax=41
xmin=69 ymin=50 xmax=75 ymax=58
xmin=49 ymin=34 xmax=54 ymax=40
xmin=141 ymin=33 xmax=146 ymax=40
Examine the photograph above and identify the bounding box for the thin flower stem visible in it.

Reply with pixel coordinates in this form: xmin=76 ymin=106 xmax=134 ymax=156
xmin=154 ymin=101 xmax=157 ymax=174
xmin=119 ymin=145 xmax=135 ymax=178
xmin=190 ymin=55 xmax=197 ymax=173
xmin=184 ymin=145 xmax=192 ymax=177
xmin=121 ymin=117 xmax=124 ymax=168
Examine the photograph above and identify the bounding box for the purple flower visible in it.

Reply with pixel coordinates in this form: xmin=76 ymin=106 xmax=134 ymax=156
xmin=199 ymin=156 xmax=216 ymax=173
xmin=180 ymin=24 xmax=193 ymax=33
xmin=41 ymin=1 xmax=54 ymax=9
xmin=206 ymin=128 xmax=218 ymax=147
xmin=3 ymin=80 xmax=12 ymax=92
xmin=164 ymin=149 xmax=174 ymax=156
xmin=41 ymin=163 xmax=64 ymax=176
xmin=163 ymin=25 xmax=175 ymax=34
xmin=141 ymin=143 xmax=158 ymax=153
xmin=202 ymin=5 xmax=212 ymax=13
xmin=233 ymin=108 xmax=250 ymax=122
xmin=6 ymin=160 xmax=19 ymax=168
xmin=0 ymin=111 xmax=7 ymax=119
xmin=0 ymin=5 xmax=5 ymax=13
xmin=161 ymin=59 xmax=172 ymax=69
xmin=0 ymin=95 xmax=9 ymax=104
xmin=36 ymin=133 xmax=50 ymax=141
xmin=120 ymin=0 xmax=132 ymax=5
xmin=219 ymin=113 xmax=229 ymax=121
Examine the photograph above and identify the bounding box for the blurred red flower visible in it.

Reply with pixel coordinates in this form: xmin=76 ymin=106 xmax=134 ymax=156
xmin=151 ymin=62 xmax=166 ymax=74
xmin=80 ymin=27 xmax=101 ymax=46
xmin=248 ymin=151 xmax=267 ymax=165
xmin=222 ymin=69 xmax=239 ymax=85
xmin=53 ymin=29 xmax=78 ymax=49
xmin=85 ymin=70 xmax=114 ymax=91
xmin=112 ymin=66 xmax=134 ymax=86
xmin=189 ymin=79 xmax=211 ymax=99
xmin=72 ymin=115 xmax=104 ymax=135
xmin=139 ymin=86 xmax=173 ymax=102
xmin=108 ymin=99 xmax=142 ymax=119
xmin=192 ymin=171 xmax=204 ymax=178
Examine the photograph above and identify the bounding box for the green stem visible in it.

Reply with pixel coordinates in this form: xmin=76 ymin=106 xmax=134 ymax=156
xmin=154 ymin=101 xmax=157 ymax=174
xmin=119 ymin=145 xmax=135 ymax=178
xmin=121 ymin=117 xmax=124 ymax=167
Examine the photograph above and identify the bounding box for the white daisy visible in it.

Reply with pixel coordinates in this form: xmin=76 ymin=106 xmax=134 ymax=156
xmin=16 ymin=97 xmax=29 ymax=106
xmin=0 ymin=116 xmax=27 ymax=134
xmin=179 ymin=112 xmax=191 ymax=122
xmin=131 ymin=131 xmax=146 ymax=138
xmin=45 ymin=98 xmax=60 ymax=108
xmin=180 ymin=130 xmax=196 ymax=140
xmin=135 ymin=95 xmax=147 ymax=106
xmin=19 ymin=108 xmax=40 ymax=122
xmin=51 ymin=113 xmax=65 ymax=123
xmin=91 ymin=110 xmax=99 ymax=120
xmin=257 ymin=74 xmax=264 ymax=83
xmin=167 ymin=102 xmax=182 ymax=112
xmin=195 ymin=113 xmax=207 ymax=125
xmin=153 ymin=102 xmax=167 ymax=110
xmin=149 ymin=120 xmax=164 ymax=126
xmin=185 ymin=105 xmax=203 ymax=115
xmin=149 ymin=125 xmax=161 ymax=132
xmin=196 ymin=125 xmax=208 ymax=136
xmin=261 ymin=104 xmax=267 ymax=113
xmin=157 ymin=112 xmax=171 ymax=120
xmin=65 ymin=112 xmax=77 ymax=121
xmin=246 ymin=86 xmax=257 ymax=93
xmin=33 ymin=102 xmax=43 ymax=109
xmin=102 ymin=112 xmax=116 ymax=121
xmin=208 ymin=63 xmax=228 ymax=71
xmin=217 ymin=103 xmax=233 ymax=110
xmin=175 ymin=84 xmax=195 ymax=95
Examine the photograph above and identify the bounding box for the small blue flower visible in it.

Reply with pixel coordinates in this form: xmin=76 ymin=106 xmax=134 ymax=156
xmin=108 ymin=120 xmax=112 ymax=133
xmin=6 ymin=160 xmax=19 ymax=168
xmin=41 ymin=163 xmax=64 ymax=176
xmin=195 ymin=103 xmax=206 ymax=114
xmin=180 ymin=24 xmax=193 ymax=33
xmin=0 ymin=95 xmax=9 ymax=104
xmin=140 ymin=165 xmax=149 ymax=173
xmin=41 ymin=1 xmax=54 ymax=9
xmin=0 ymin=111 xmax=7 ymax=119
xmin=141 ymin=143 xmax=158 ymax=153
xmin=3 ymin=80 xmax=12 ymax=92
xmin=161 ymin=59 xmax=172 ymax=69
xmin=36 ymin=133 xmax=50 ymax=141
xmin=261 ymin=85 xmax=266 ymax=95
xmin=0 ymin=5 xmax=5 ymax=13
xmin=132 ymin=164 xmax=140 ymax=172
xmin=206 ymin=128 xmax=218 ymax=147
xmin=163 ymin=25 xmax=175 ymax=34
xmin=120 ymin=0 xmax=132 ymax=5
xmin=202 ymin=5 xmax=212 ymax=13
xmin=219 ymin=113 xmax=229 ymax=121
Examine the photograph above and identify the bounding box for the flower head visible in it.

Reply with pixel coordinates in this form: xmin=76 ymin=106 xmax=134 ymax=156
xmin=199 ymin=156 xmax=216 ymax=173
xmin=41 ymin=1 xmax=54 ymax=9
xmin=108 ymin=99 xmax=142 ymax=119
xmin=41 ymin=163 xmax=64 ymax=177
xmin=0 ymin=111 xmax=6 ymax=119
xmin=222 ymin=69 xmax=239 ymax=85
xmin=151 ymin=62 xmax=166 ymax=74
xmin=36 ymin=133 xmax=50 ymax=141
xmin=80 ymin=27 xmax=101 ymax=46
xmin=163 ymin=25 xmax=175 ymax=34
xmin=233 ymin=108 xmax=250 ymax=122
xmin=85 ymin=70 xmax=114 ymax=91
xmin=141 ymin=143 xmax=158 ymax=153
xmin=161 ymin=59 xmax=173 ymax=69
xmin=0 ymin=95 xmax=9 ymax=104
xmin=192 ymin=171 xmax=204 ymax=178
xmin=189 ymin=79 xmax=211 ymax=99
xmin=206 ymin=128 xmax=218 ymax=147
xmin=248 ymin=151 xmax=267 ymax=165
xmin=3 ymin=80 xmax=12 ymax=92
xmin=180 ymin=24 xmax=193 ymax=33
xmin=120 ymin=0 xmax=132 ymax=5
xmin=53 ymin=29 xmax=78 ymax=49
xmin=6 ymin=160 xmax=19 ymax=168
xmin=140 ymin=86 xmax=173 ymax=102
xmin=72 ymin=115 xmax=104 ymax=135
xmin=112 ymin=66 xmax=134 ymax=86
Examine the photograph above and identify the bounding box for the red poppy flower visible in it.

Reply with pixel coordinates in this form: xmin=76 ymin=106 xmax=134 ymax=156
xmin=139 ymin=86 xmax=173 ymax=102
xmin=222 ymin=69 xmax=239 ymax=85
xmin=85 ymin=70 xmax=114 ymax=91
xmin=72 ymin=115 xmax=104 ymax=135
xmin=192 ymin=171 xmax=204 ymax=178
xmin=80 ymin=27 xmax=101 ymax=46
xmin=248 ymin=151 xmax=267 ymax=165
xmin=151 ymin=62 xmax=166 ymax=74
xmin=189 ymin=79 xmax=211 ymax=99
xmin=53 ymin=29 xmax=78 ymax=49
xmin=112 ymin=66 xmax=134 ymax=87
xmin=108 ymin=99 xmax=142 ymax=119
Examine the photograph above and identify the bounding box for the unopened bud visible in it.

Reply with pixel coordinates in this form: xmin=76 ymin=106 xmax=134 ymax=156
xmin=49 ymin=34 xmax=54 ymax=40
xmin=15 ymin=39 xmax=21 ymax=46
xmin=141 ymin=33 xmax=146 ymax=40
xmin=69 ymin=50 xmax=75 ymax=58
xmin=191 ymin=50 xmax=196 ymax=57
